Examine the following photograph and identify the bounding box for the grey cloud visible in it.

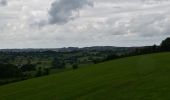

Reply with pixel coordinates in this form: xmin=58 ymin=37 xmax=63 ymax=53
xmin=1 ymin=0 xmax=170 ymax=48
xmin=48 ymin=0 xmax=93 ymax=24
xmin=0 ymin=0 xmax=7 ymax=6
xmin=129 ymin=13 xmax=170 ymax=37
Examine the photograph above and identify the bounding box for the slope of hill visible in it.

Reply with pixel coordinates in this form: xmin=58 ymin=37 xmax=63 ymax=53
xmin=0 ymin=52 xmax=170 ymax=100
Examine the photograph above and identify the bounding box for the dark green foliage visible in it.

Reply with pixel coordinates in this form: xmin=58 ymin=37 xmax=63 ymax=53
xmin=0 ymin=63 xmax=22 ymax=79
xmin=92 ymin=58 xmax=103 ymax=64
xmin=20 ymin=64 xmax=36 ymax=72
xmin=43 ymin=68 xmax=50 ymax=75
xmin=161 ymin=37 xmax=170 ymax=51
xmin=0 ymin=57 xmax=10 ymax=63
xmin=1 ymin=37 xmax=170 ymax=86
xmin=35 ymin=67 xmax=50 ymax=77
xmin=35 ymin=67 xmax=42 ymax=77
xmin=52 ymin=58 xmax=65 ymax=69
xmin=104 ymin=54 xmax=119 ymax=61
xmin=72 ymin=64 xmax=78 ymax=70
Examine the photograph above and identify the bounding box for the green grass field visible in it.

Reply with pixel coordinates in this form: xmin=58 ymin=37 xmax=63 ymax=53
xmin=0 ymin=52 xmax=170 ymax=100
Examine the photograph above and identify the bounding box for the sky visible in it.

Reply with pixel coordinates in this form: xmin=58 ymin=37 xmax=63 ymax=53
xmin=0 ymin=0 xmax=170 ymax=48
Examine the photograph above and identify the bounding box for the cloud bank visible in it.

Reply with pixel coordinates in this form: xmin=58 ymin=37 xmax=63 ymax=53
xmin=0 ymin=0 xmax=170 ymax=48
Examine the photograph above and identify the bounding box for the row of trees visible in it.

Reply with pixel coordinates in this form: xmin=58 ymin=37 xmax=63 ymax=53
xmin=0 ymin=56 xmax=79 ymax=81
xmin=52 ymin=57 xmax=79 ymax=70
xmin=94 ymin=37 xmax=170 ymax=63
xmin=47 ymin=37 xmax=170 ymax=66
xmin=0 ymin=63 xmax=22 ymax=79
xmin=0 ymin=64 xmax=50 ymax=79
xmin=135 ymin=37 xmax=170 ymax=55
xmin=1 ymin=37 xmax=170 ymax=84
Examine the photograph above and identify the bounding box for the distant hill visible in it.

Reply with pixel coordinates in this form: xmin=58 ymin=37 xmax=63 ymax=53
xmin=0 ymin=46 xmax=136 ymax=52
xmin=0 ymin=52 xmax=170 ymax=100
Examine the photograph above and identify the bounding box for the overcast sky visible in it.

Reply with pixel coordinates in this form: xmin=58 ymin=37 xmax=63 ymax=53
xmin=0 ymin=0 xmax=170 ymax=48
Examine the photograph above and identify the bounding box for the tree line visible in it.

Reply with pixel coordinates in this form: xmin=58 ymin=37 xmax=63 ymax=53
xmin=1 ymin=37 xmax=170 ymax=85
xmin=93 ymin=37 xmax=170 ymax=63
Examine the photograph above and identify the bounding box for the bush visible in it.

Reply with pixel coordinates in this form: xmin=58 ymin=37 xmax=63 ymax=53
xmin=161 ymin=37 xmax=170 ymax=51
xmin=0 ymin=63 xmax=23 ymax=79
xmin=72 ymin=64 xmax=78 ymax=70
xmin=20 ymin=64 xmax=36 ymax=72
xmin=43 ymin=68 xmax=50 ymax=75
xmin=35 ymin=67 xmax=42 ymax=77
xmin=52 ymin=58 xmax=65 ymax=69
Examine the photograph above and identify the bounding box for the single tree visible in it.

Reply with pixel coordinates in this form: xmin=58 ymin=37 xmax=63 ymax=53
xmin=161 ymin=37 xmax=170 ymax=51
xmin=72 ymin=64 xmax=78 ymax=70
xmin=35 ymin=67 xmax=42 ymax=77
xmin=52 ymin=58 xmax=65 ymax=69
xmin=43 ymin=68 xmax=50 ymax=75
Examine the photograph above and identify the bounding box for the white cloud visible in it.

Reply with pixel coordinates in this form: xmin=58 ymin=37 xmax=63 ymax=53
xmin=0 ymin=0 xmax=170 ymax=48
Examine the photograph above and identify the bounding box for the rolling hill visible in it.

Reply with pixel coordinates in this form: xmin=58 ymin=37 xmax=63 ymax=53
xmin=0 ymin=52 xmax=170 ymax=100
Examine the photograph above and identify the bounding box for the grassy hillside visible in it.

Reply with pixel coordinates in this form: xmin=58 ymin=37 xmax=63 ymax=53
xmin=0 ymin=52 xmax=170 ymax=100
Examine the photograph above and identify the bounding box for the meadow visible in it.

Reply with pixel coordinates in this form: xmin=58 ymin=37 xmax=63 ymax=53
xmin=0 ymin=52 xmax=170 ymax=100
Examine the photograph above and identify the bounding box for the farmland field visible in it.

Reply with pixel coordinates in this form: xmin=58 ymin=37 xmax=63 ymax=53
xmin=0 ymin=52 xmax=170 ymax=100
